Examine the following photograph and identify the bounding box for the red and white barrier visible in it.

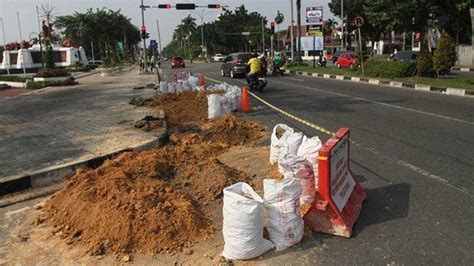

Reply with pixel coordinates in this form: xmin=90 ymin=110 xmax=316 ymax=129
xmin=303 ymin=128 xmax=366 ymax=237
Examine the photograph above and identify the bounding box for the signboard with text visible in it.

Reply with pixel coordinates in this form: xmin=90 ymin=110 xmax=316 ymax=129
xmin=300 ymin=36 xmax=324 ymax=51
xmin=329 ymin=134 xmax=355 ymax=211
xmin=306 ymin=7 xmax=323 ymax=24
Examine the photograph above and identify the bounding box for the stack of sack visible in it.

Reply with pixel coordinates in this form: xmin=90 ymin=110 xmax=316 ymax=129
xmin=158 ymin=75 xmax=203 ymax=94
xmin=207 ymin=83 xmax=242 ymax=119
xmin=221 ymin=124 xmax=323 ymax=260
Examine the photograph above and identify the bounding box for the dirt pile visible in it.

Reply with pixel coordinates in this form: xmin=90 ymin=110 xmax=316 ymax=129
xmin=157 ymin=91 xmax=208 ymax=127
xmin=40 ymin=151 xmax=214 ymax=256
xmin=201 ymin=115 xmax=264 ymax=146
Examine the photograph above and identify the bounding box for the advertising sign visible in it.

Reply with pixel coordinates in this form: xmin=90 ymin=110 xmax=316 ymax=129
xmin=306 ymin=7 xmax=323 ymax=24
xmin=300 ymin=36 xmax=324 ymax=51
xmin=329 ymin=135 xmax=355 ymax=211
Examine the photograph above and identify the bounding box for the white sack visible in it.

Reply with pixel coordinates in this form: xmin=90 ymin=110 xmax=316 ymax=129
xmin=270 ymin=124 xmax=295 ymax=164
xmin=263 ymin=178 xmax=304 ymax=251
xmin=297 ymin=135 xmax=322 ymax=189
xmin=278 ymin=154 xmax=316 ymax=206
xmin=220 ymin=96 xmax=233 ymax=114
xmin=222 ymin=182 xmax=274 ymax=260
xmin=159 ymin=81 xmax=168 ymax=94
xmin=208 ymin=94 xmax=223 ymax=119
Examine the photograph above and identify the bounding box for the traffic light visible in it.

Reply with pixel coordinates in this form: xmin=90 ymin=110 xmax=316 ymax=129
xmin=176 ymin=3 xmax=196 ymax=10
xmin=271 ymin=22 xmax=275 ymax=34
xmin=157 ymin=4 xmax=171 ymax=9
xmin=208 ymin=4 xmax=221 ymax=8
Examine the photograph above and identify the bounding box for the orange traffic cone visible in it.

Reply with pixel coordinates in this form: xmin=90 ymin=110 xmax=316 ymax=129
xmin=199 ymin=74 xmax=206 ymax=87
xmin=241 ymin=86 xmax=251 ymax=113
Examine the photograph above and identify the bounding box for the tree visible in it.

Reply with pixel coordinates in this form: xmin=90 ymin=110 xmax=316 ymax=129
xmin=55 ymin=8 xmax=140 ymax=61
xmin=324 ymin=19 xmax=338 ymax=53
xmin=433 ymin=32 xmax=457 ymax=77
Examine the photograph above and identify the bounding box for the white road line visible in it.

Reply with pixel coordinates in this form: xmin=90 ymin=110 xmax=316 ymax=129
xmin=271 ymin=78 xmax=474 ymax=126
xmin=5 ymin=207 xmax=30 ymax=217
xmin=283 ymin=77 xmax=305 ymax=82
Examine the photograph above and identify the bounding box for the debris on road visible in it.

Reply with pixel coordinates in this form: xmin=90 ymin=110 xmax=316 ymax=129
xmin=129 ymin=97 xmax=153 ymax=106
xmin=133 ymin=115 xmax=163 ymax=132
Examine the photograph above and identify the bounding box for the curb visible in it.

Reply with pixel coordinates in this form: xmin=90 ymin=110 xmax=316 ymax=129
xmin=451 ymin=66 xmax=474 ymax=72
xmin=0 ymin=133 xmax=166 ymax=199
xmin=73 ymin=70 xmax=99 ymax=79
xmin=285 ymin=70 xmax=473 ymax=97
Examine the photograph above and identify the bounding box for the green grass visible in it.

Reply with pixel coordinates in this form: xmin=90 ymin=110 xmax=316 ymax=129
xmin=287 ymin=65 xmax=474 ymax=91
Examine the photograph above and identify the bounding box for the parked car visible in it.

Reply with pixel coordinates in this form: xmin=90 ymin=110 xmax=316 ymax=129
xmin=220 ymin=52 xmax=253 ymax=78
xmin=336 ymin=52 xmax=359 ymax=69
xmin=332 ymin=50 xmax=350 ymax=63
xmin=213 ymin=54 xmax=226 ymax=62
xmin=171 ymin=57 xmax=185 ymax=68
xmin=392 ymin=51 xmax=419 ymax=64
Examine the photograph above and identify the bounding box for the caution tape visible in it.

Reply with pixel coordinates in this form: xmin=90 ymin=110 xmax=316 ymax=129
xmin=205 ymin=76 xmax=334 ymax=136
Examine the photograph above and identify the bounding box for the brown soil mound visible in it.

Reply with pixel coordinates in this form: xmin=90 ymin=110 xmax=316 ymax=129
xmin=41 ymin=151 xmax=214 ymax=256
xmin=158 ymin=91 xmax=208 ymax=127
xmin=201 ymin=115 xmax=264 ymax=146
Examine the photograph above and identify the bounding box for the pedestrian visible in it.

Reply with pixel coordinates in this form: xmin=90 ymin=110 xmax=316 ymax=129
xmin=139 ymin=56 xmax=144 ymax=72
xmin=157 ymin=56 xmax=161 ymax=68
xmin=150 ymin=55 xmax=156 ymax=73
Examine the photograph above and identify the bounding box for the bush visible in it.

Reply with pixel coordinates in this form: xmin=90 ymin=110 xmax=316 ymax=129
xmin=36 ymin=68 xmax=70 ymax=77
xmin=0 ymin=75 xmax=27 ymax=82
xmin=286 ymin=61 xmax=308 ymax=68
xmin=365 ymin=58 xmax=415 ymax=78
xmin=27 ymin=77 xmax=77 ymax=90
xmin=433 ymin=32 xmax=456 ymax=78
xmin=416 ymin=42 xmax=435 ymax=77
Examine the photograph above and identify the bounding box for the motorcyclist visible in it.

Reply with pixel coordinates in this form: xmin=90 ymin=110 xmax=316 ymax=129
xmin=273 ymin=52 xmax=284 ymax=72
xmin=247 ymin=53 xmax=262 ymax=85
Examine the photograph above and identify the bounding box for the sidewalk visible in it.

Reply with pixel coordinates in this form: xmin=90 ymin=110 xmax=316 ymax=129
xmin=0 ymin=69 xmax=165 ymax=196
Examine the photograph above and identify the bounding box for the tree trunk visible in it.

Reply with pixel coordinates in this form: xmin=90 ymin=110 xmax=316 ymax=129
xmin=296 ymin=0 xmax=302 ymax=63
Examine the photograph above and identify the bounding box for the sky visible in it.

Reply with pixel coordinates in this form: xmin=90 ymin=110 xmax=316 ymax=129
xmin=0 ymin=0 xmax=334 ymax=47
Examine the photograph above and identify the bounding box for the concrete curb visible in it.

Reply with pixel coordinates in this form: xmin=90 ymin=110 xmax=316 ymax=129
xmin=285 ymin=70 xmax=473 ymax=97
xmin=451 ymin=66 xmax=474 ymax=72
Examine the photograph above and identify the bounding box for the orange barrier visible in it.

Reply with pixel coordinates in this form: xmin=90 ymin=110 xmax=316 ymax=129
xmin=241 ymin=86 xmax=251 ymax=113
xmin=303 ymin=128 xmax=366 ymax=237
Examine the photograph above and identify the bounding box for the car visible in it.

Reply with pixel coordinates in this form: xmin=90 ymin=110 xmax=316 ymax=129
xmin=332 ymin=50 xmax=350 ymax=63
xmin=392 ymin=51 xmax=419 ymax=64
xmin=171 ymin=57 xmax=185 ymax=68
xmin=220 ymin=52 xmax=254 ymax=78
xmin=336 ymin=52 xmax=359 ymax=69
xmin=213 ymin=54 xmax=226 ymax=62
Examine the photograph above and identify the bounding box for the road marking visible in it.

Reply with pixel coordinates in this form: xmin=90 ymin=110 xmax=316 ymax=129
xmin=271 ymin=78 xmax=474 ymax=126
xmin=205 ymin=75 xmax=472 ymax=196
xmin=5 ymin=207 xmax=30 ymax=217
xmin=283 ymin=77 xmax=305 ymax=82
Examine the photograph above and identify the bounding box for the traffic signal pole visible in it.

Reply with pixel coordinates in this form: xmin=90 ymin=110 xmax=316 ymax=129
xmin=141 ymin=0 xmax=148 ymax=72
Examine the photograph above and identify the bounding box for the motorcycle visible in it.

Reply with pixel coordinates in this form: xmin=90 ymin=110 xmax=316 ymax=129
xmin=247 ymin=73 xmax=267 ymax=93
xmin=271 ymin=64 xmax=285 ymax=76
xmin=317 ymin=56 xmax=327 ymax=67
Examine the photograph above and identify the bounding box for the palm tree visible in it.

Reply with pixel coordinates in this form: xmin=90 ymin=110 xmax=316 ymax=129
xmin=324 ymin=18 xmax=338 ymax=54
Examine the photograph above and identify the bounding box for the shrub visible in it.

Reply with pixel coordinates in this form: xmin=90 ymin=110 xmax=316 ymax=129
xmin=286 ymin=61 xmax=308 ymax=68
xmin=365 ymin=58 xmax=415 ymax=78
xmin=0 ymin=75 xmax=27 ymax=82
xmin=433 ymin=32 xmax=456 ymax=78
xmin=27 ymin=77 xmax=77 ymax=90
xmin=36 ymin=68 xmax=70 ymax=77
xmin=416 ymin=42 xmax=435 ymax=77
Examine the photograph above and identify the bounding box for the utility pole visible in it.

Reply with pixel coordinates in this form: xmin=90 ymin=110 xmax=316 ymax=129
xmin=16 ymin=12 xmax=23 ymax=42
xmin=140 ymin=0 xmax=148 ymax=72
xmin=296 ymin=0 xmax=301 ymax=62
xmin=261 ymin=17 xmax=265 ymax=52
xmin=0 ymin=18 xmax=10 ymax=75
xmin=156 ymin=20 xmax=162 ymax=54
xmin=341 ymin=0 xmax=344 ymax=50
xmin=290 ymin=0 xmax=294 ymax=60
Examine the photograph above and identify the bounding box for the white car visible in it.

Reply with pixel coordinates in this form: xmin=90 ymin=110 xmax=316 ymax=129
xmin=213 ymin=54 xmax=226 ymax=62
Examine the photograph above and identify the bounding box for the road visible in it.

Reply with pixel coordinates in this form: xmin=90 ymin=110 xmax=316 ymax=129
xmin=181 ymin=61 xmax=474 ymax=264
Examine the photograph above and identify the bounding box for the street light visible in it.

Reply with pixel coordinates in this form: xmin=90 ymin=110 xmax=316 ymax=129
xmin=190 ymin=9 xmax=216 ymax=58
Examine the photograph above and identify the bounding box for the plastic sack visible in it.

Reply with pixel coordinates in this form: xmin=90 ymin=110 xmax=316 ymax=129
xmin=220 ymin=96 xmax=233 ymax=115
xmin=278 ymin=154 xmax=316 ymax=206
xmin=222 ymin=183 xmax=274 ymax=260
xmin=297 ymin=136 xmax=322 ymax=189
xmin=168 ymin=83 xmax=176 ymax=93
xmin=208 ymin=94 xmax=223 ymax=119
xmin=159 ymin=81 xmax=168 ymax=94
xmin=275 ymin=131 xmax=304 ymax=163
xmin=270 ymin=124 xmax=295 ymax=164
xmin=263 ymin=178 xmax=304 ymax=251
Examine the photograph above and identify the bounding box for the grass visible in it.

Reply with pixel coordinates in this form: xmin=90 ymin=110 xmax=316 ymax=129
xmin=287 ymin=65 xmax=474 ymax=91
xmin=0 ymin=76 xmax=28 ymax=82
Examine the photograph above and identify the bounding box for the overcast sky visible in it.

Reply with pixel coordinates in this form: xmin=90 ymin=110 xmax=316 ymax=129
xmin=0 ymin=0 xmax=334 ymax=47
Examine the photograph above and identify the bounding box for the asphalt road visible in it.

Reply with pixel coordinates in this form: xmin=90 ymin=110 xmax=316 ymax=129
xmin=176 ymin=61 xmax=474 ymax=264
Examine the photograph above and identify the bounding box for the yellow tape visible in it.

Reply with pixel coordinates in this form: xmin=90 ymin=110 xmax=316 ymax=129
xmin=205 ymin=76 xmax=334 ymax=136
